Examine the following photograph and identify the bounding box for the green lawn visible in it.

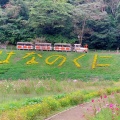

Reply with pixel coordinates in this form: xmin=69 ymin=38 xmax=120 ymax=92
xmin=0 ymin=49 xmax=120 ymax=81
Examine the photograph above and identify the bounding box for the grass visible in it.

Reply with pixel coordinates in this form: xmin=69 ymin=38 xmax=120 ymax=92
xmin=0 ymin=81 xmax=119 ymax=120
xmin=0 ymin=49 xmax=120 ymax=80
xmin=0 ymin=80 xmax=119 ymax=110
xmin=0 ymin=49 xmax=120 ymax=119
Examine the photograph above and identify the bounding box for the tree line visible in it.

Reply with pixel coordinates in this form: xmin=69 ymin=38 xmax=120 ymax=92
xmin=0 ymin=0 xmax=120 ymax=49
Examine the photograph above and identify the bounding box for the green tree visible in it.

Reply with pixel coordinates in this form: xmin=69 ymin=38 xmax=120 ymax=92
xmin=72 ymin=1 xmax=107 ymax=44
xmin=0 ymin=0 xmax=31 ymax=44
xmin=0 ymin=0 xmax=9 ymax=6
xmin=87 ymin=19 xmax=117 ymax=49
xmin=28 ymin=0 xmax=73 ymax=35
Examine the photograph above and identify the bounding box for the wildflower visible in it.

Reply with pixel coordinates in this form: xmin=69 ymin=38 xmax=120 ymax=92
xmin=106 ymin=104 xmax=109 ymax=106
xmin=109 ymin=103 xmax=114 ymax=109
xmin=116 ymin=108 xmax=119 ymax=111
xmin=92 ymin=99 xmax=94 ymax=103
xmin=104 ymin=95 xmax=107 ymax=98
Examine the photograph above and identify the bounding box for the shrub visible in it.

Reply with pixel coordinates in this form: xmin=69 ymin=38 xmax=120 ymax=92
xmin=84 ymin=92 xmax=99 ymax=100
xmin=43 ymin=97 xmax=61 ymax=111
xmin=97 ymin=89 xmax=107 ymax=96
xmin=68 ymin=91 xmax=84 ymax=105
xmin=59 ymin=97 xmax=70 ymax=107
xmin=0 ymin=87 xmax=120 ymax=120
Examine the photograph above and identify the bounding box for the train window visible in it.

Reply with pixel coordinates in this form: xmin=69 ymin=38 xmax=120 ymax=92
xmin=54 ymin=43 xmax=72 ymax=51
xmin=35 ymin=43 xmax=52 ymax=51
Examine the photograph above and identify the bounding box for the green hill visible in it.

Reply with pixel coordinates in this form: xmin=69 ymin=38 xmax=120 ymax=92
xmin=0 ymin=49 xmax=120 ymax=81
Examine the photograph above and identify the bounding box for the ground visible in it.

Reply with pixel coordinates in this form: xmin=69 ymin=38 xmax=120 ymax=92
xmin=45 ymin=102 xmax=94 ymax=120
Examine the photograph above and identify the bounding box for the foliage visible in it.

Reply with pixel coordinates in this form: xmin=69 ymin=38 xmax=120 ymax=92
xmin=0 ymin=0 xmax=120 ymax=49
xmin=0 ymin=85 xmax=120 ymax=120
xmin=0 ymin=0 xmax=9 ymax=6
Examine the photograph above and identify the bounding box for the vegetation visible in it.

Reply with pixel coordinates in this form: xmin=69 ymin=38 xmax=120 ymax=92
xmin=0 ymin=78 xmax=120 ymax=120
xmin=91 ymin=94 xmax=120 ymax=120
xmin=0 ymin=1 xmax=120 ymax=119
xmin=0 ymin=0 xmax=120 ymax=49
xmin=0 ymin=49 xmax=120 ymax=80
xmin=0 ymin=49 xmax=120 ymax=119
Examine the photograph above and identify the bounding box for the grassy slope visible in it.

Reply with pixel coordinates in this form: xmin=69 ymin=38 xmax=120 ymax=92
xmin=0 ymin=49 xmax=120 ymax=81
xmin=0 ymin=49 xmax=120 ymax=120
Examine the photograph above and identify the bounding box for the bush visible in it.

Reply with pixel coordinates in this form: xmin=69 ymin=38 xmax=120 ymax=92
xmin=0 ymin=87 xmax=120 ymax=120
xmin=68 ymin=91 xmax=84 ymax=105
xmin=43 ymin=97 xmax=61 ymax=111
xmin=59 ymin=97 xmax=70 ymax=107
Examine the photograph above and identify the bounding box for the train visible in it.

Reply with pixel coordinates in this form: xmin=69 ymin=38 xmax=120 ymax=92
xmin=16 ymin=42 xmax=88 ymax=53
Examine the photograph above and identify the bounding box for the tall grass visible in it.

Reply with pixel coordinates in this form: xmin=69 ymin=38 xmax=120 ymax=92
xmin=0 ymin=80 xmax=119 ymax=107
xmin=0 ymin=82 xmax=120 ymax=120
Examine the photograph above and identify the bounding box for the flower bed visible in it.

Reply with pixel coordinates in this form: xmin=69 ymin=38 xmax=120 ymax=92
xmin=22 ymin=52 xmax=42 ymax=65
xmin=45 ymin=55 xmax=66 ymax=67
xmin=73 ymin=54 xmax=85 ymax=68
xmin=92 ymin=54 xmax=98 ymax=69
xmin=0 ymin=51 xmax=15 ymax=64
xmin=92 ymin=54 xmax=111 ymax=69
xmin=88 ymin=94 xmax=120 ymax=120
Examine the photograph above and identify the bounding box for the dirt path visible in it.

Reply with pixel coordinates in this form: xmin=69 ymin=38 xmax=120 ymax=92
xmin=45 ymin=94 xmax=115 ymax=120
xmin=45 ymin=102 xmax=94 ymax=120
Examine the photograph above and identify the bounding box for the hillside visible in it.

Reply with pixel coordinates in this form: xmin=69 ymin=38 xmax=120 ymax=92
xmin=0 ymin=0 xmax=120 ymax=49
xmin=0 ymin=49 xmax=120 ymax=81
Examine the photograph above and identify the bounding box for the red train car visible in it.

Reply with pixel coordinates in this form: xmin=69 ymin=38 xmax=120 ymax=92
xmin=17 ymin=42 xmax=33 ymax=50
xmin=16 ymin=42 xmax=88 ymax=53
xmin=54 ymin=43 xmax=72 ymax=52
xmin=35 ymin=43 xmax=52 ymax=51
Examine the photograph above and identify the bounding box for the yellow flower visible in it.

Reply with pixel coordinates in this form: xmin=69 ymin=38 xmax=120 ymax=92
xmin=100 ymin=56 xmax=112 ymax=58
xmin=97 ymin=64 xmax=110 ymax=67
xmin=92 ymin=54 xmax=98 ymax=69
xmin=73 ymin=54 xmax=85 ymax=68
xmin=45 ymin=55 xmax=66 ymax=67
xmin=23 ymin=52 xmax=35 ymax=59
xmin=26 ymin=57 xmax=38 ymax=65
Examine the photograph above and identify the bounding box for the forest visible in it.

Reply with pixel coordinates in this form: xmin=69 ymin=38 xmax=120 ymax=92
xmin=0 ymin=0 xmax=120 ymax=49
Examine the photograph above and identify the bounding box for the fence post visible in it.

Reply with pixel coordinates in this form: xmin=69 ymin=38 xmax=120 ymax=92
xmin=117 ymin=47 xmax=119 ymax=53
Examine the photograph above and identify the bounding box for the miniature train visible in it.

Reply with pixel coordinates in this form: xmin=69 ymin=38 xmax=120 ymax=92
xmin=16 ymin=42 xmax=88 ymax=53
